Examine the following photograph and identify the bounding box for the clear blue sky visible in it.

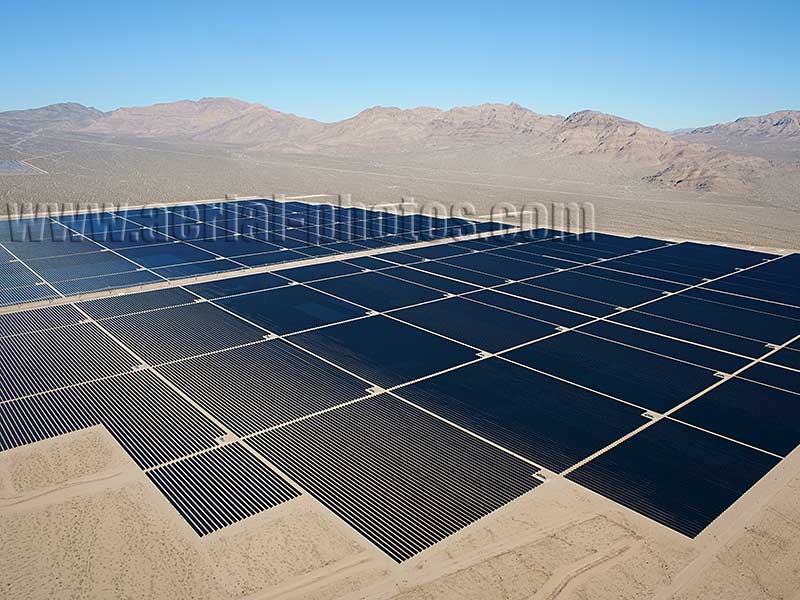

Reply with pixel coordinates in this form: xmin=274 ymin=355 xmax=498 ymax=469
xmin=2 ymin=0 xmax=797 ymax=130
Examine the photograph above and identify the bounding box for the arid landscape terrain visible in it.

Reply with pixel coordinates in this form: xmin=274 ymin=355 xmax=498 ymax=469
xmin=1 ymin=99 xmax=798 ymax=249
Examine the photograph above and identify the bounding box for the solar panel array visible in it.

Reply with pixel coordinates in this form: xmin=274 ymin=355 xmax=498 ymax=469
xmin=1 ymin=198 xmax=798 ymax=562
xmin=0 ymin=198 xmax=510 ymax=307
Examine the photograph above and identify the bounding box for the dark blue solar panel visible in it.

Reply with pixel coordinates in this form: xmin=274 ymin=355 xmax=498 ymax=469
xmin=508 ymin=240 xmax=612 ymax=264
xmin=566 ymin=419 xmax=780 ymax=537
xmin=703 ymin=278 xmax=800 ymax=312
xmin=393 ymin=297 xmax=559 ymax=352
xmin=380 ymin=266 xmax=479 ymax=294
xmin=596 ymin=258 xmax=704 ymax=285
xmin=738 ymin=362 xmax=800 ymax=393
xmin=373 ymin=250 xmax=422 ymax=265
xmin=233 ymin=249 xmax=308 ymax=267
xmin=463 ymin=290 xmax=592 ymax=327
xmin=609 ymin=309 xmax=771 ymax=359
xmin=0 ymin=261 xmax=42 ymax=288
xmin=94 ymin=231 xmax=173 ymax=249
xmin=98 ymin=302 xmax=267 ymax=364
xmin=78 ymin=287 xmax=197 ymax=319
xmin=147 ymin=443 xmax=299 ymax=536
xmin=565 ymin=233 xmax=667 ymax=252
xmin=342 ymin=256 xmax=394 ymax=270
xmin=248 ymin=393 xmax=540 ymax=562
xmin=3 ymin=238 xmax=99 ymax=261
xmin=217 ymin=285 xmax=366 ymax=334
xmin=766 ymin=346 xmax=800 ymax=371
xmin=27 ymin=251 xmax=140 ymax=282
xmin=639 ymin=294 xmax=800 ymax=346
xmin=0 ymin=323 xmax=139 ymax=401
xmin=53 ymin=269 xmax=163 ymax=295
xmin=0 ymin=285 xmax=60 ymax=306
xmin=398 ymin=358 xmax=645 ymax=472
xmin=185 ymin=271 xmax=290 ymax=299
xmin=526 ymin=270 xmax=669 ymax=307
xmin=504 ymin=331 xmax=718 ymax=413
xmin=290 ymin=315 xmax=478 ymax=388
xmin=574 ymin=265 xmax=686 ymax=292
xmin=674 ymin=378 xmax=800 ymax=456
xmin=295 ymin=245 xmax=340 ymax=257
xmin=733 ymin=253 xmax=798 ymax=285
xmin=119 ymin=242 xmax=222 ymax=267
xmin=443 ymin=252 xmax=555 ymax=281
xmin=189 ymin=237 xmax=279 ymax=258
xmin=404 ymin=243 xmax=470 ymax=259
xmin=497 ymin=282 xmax=615 ymax=317
xmin=275 ymin=260 xmax=362 ymax=282
xmin=483 ymin=245 xmax=577 ymax=268
xmin=157 ymin=339 xmax=371 ymax=435
xmin=152 ymin=258 xmax=242 ymax=279
xmin=413 ymin=260 xmax=508 ymax=287
xmin=579 ymin=321 xmax=751 ymax=374
xmin=683 ymin=287 xmax=800 ymax=320
xmin=309 ymin=271 xmax=444 ymax=312
xmin=643 ymin=241 xmax=775 ymax=271
xmin=0 ymin=304 xmax=84 ymax=337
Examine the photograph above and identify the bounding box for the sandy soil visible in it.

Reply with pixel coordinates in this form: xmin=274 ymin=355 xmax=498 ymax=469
xmin=2 ymin=425 xmax=799 ymax=600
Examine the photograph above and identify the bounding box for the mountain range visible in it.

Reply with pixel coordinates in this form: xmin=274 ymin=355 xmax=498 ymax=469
xmin=1 ymin=98 xmax=797 ymax=193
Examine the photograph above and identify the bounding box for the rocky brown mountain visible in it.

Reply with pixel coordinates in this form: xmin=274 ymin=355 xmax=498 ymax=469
xmin=2 ymin=98 xmax=795 ymax=192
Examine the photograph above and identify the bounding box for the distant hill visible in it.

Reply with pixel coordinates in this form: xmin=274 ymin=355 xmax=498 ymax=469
xmin=674 ymin=110 xmax=800 ymax=162
xmin=0 ymin=102 xmax=104 ymax=133
xmin=1 ymin=98 xmax=795 ymax=192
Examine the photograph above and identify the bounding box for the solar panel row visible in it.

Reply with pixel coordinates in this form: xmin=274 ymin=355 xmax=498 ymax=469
xmin=0 ymin=199 xmax=512 ymax=306
xmin=248 ymin=394 xmax=541 ymax=562
xmin=147 ymin=443 xmax=300 ymax=536
xmin=0 ymin=222 xmax=797 ymax=561
xmin=0 ymin=370 xmax=225 ymax=469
